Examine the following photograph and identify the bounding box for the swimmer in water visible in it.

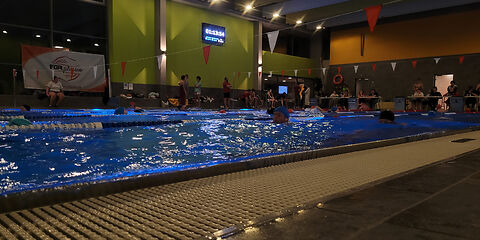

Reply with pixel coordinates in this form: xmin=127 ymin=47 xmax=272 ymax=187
xmin=378 ymin=110 xmax=395 ymax=124
xmin=273 ymin=106 xmax=290 ymax=124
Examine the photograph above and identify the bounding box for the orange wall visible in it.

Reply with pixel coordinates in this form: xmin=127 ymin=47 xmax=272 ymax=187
xmin=330 ymin=10 xmax=480 ymax=65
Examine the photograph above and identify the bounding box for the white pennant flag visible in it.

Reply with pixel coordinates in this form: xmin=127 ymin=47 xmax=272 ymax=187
xmin=156 ymin=55 xmax=162 ymax=70
xmin=22 ymin=70 xmax=26 ymax=78
xmin=434 ymin=57 xmax=440 ymax=64
xmin=93 ymin=66 xmax=98 ymax=78
xmin=267 ymin=30 xmax=280 ymax=53
xmin=294 ymin=69 xmax=298 ymax=76
xmin=269 ymin=71 xmax=272 ymax=77
xmin=51 ymin=69 xmax=55 ymax=79
xmin=391 ymin=62 xmax=397 ymax=71
xmin=248 ymin=72 xmax=251 ymax=78
xmin=354 ymin=65 xmax=359 ymax=74
xmin=322 ymin=68 xmax=326 ymax=76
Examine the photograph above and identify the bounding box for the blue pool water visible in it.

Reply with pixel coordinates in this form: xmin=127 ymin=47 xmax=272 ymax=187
xmin=1 ymin=109 xmax=479 ymax=195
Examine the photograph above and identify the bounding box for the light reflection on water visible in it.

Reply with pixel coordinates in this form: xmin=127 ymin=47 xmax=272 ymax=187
xmin=0 ymin=113 xmax=479 ymax=195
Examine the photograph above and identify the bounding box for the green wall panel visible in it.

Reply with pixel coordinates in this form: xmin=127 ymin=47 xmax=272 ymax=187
xmin=109 ymin=0 xmax=156 ymax=84
xmin=166 ymin=1 xmax=254 ymax=90
xmin=262 ymin=51 xmax=317 ymax=78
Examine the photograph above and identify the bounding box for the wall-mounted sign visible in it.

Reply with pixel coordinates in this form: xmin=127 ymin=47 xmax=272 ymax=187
xmin=202 ymin=23 xmax=225 ymax=46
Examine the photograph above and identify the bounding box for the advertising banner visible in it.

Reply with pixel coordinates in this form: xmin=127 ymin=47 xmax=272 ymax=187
xmin=22 ymin=45 xmax=106 ymax=92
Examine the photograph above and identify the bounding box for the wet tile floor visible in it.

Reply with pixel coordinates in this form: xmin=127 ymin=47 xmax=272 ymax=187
xmin=228 ymin=150 xmax=480 ymax=240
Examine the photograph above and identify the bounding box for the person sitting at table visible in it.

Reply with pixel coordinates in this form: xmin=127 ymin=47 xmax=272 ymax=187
xmin=368 ymin=89 xmax=379 ymax=109
xmin=339 ymin=88 xmax=351 ymax=110
xmin=46 ymin=76 xmax=65 ymax=107
xmin=464 ymin=86 xmax=478 ymax=111
xmin=411 ymin=88 xmax=424 ymax=111
xmin=427 ymin=87 xmax=442 ymax=111
xmin=329 ymin=90 xmax=339 ymax=108
xmin=444 ymin=81 xmax=458 ymax=110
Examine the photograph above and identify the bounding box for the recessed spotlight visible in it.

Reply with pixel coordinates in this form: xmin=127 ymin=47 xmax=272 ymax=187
xmin=94 ymin=43 xmax=100 ymax=47
xmin=264 ymin=78 xmax=268 ymax=81
xmin=66 ymin=38 xmax=72 ymax=42
xmin=35 ymin=34 xmax=41 ymax=38
xmin=296 ymin=20 xmax=302 ymax=24
xmin=282 ymin=80 xmax=286 ymax=82
xmin=288 ymin=77 xmax=292 ymax=79
xmin=245 ymin=3 xmax=253 ymax=11
xmin=2 ymin=30 xmax=7 ymax=34
xmin=273 ymin=12 xmax=280 ymax=18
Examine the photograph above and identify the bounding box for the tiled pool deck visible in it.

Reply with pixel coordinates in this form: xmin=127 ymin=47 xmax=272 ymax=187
xmin=0 ymin=130 xmax=479 ymax=239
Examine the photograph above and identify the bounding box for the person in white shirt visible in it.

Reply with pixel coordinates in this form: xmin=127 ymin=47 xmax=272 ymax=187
xmin=46 ymin=76 xmax=65 ymax=107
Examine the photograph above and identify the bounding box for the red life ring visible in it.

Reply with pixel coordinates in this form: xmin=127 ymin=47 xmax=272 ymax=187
xmin=333 ymin=74 xmax=343 ymax=85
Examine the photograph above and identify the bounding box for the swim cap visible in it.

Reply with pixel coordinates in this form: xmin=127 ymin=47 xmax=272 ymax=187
xmin=274 ymin=106 xmax=290 ymax=118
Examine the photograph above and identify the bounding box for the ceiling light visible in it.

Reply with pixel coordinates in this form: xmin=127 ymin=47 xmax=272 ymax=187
xmin=273 ymin=12 xmax=280 ymax=18
xmin=264 ymin=79 xmax=268 ymax=80
xmin=245 ymin=3 xmax=253 ymax=11
xmin=316 ymin=25 xmax=324 ymax=30
xmin=2 ymin=30 xmax=7 ymax=34
xmin=288 ymin=77 xmax=292 ymax=79
xmin=282 ymin=80 xmax=286 ymax=82
xmin=66 ymin=38 xmax=72 ymax=42
xmin=54 ymin=46 xmax=64 ymax=49
xmin=94 ymin=43 xmax=100 ymax=47
xmin=296 ymin=20 xmax=302 ymax=24
xmin=35 ymin=34 xmax=41 ymax=38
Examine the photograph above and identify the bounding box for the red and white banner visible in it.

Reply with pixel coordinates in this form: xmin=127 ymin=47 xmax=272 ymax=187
xmin=22 ymin=45 xmax=106 ymax=92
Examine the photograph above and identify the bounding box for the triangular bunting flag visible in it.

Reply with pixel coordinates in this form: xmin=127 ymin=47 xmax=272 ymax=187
xmin=281 ymin=70 xmax=285 ymax=76
xmin=36 ymin=70 xmax=39 ymax=81
xmin=258 ymin=71 xmax=262 ymax=78
xmin=267 ymin=30 xmax=280 ymax=53
xmin=156 ymin=55 xmax=162 ymax=70
xmin=434 ymin=58 xmax=440 ymax=64
xmin=372 ymin=63 xmax=376 ymax=72
xmin=322 ymin=68 xmax=326 ymax=76
xmin=354 ymin=65 xmax=359 ymax=74
xmin=459 ymin=56 xmax=464 ymax=64
xmin=337 ymin=66 xmax=341 ymax=73
xmin=121 ymin=62 xmax=127 ymax=76
xmin=412 ymin=60 xmax=417 ymax=69
xmin=12 ymin=69 xmax=17 ymax=78
xmin=308 ymin=68 xmax=311 ymax=76
xmin=237 ymin=72 xmax=241 ymax=78
xmin=294 ymin=69 xmax=298 ymax=77
xmin=93 ymin=66 xmax=98 ymax=78
xmin=70 ymin=68 xmax=74 ymax=80
xmin=22 ymin=70 xmax=26 ymax=78
xmin=269 ymin=71 xmax=272 ymax=77
xmin=364 ymin=5 xmax=382 ymax=32
xmin=203 ymin=46 xmax=211 ymax=64
xmin=391 ymin=62 xmax=396 ymax=71
xmin=248 ymin=72 xmax=251 ymax=78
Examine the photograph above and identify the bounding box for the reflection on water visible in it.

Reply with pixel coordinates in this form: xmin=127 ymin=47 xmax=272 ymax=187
xmin=0 ymin=112 xmax=479 ymax=195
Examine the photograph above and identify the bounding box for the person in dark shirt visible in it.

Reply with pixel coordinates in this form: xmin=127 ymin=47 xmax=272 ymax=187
xmin=427 ymin=87 xmax=442 ymax=111
xmin=464 ymin=86 xmax=477 ymax=110
xmin=444 ymin=81 xmax=458 ymax=109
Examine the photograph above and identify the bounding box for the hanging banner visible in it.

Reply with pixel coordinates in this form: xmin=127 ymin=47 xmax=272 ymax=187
xmin=248 ymin=72 xmax=251 ymax=78
xmin=22 ymin=45 xmax=106 ymax=92
xmin=434 ymin=57 xmax=440 ymax=64
xmin=294 ymin=69 xmax=298 ymax=76
xmin=322 ymin=68 xmax=326 ymax=76
xmin=391 ymin=62 xmax=396 ymax=71
xmin=354 ymin=65 xmax=359 ymax=74
xmin=121 ymin=62 xmax=127 ymax=76
xmin=459 ymin=56 xmax=465 ymax=64
xmin=412 ymin=60 xmax=417 ymax=69
xmin=203 ymin=45 xmax=211 ymax=64
xmin=267 ymin=30 xmax=280 ymax=53
xmin=364 ymin=5 xmax=382 ymax=32
xmin=269 ymin=71 xmax=272 ymax=77
xmin=93 ymin=66 xmax=98 ymax=78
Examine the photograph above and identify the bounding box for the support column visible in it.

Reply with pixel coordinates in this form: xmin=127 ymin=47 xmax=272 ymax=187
xmin=253 ymin=21 xmax=262 ymax=91
xmin=155 ymin=0 xmax=167 ymax=87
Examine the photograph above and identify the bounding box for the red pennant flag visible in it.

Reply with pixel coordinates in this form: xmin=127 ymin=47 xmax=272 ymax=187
xmin=337 ymin=66 xmax=341 ymax=73
xmin=281 ymin=70 xmax=285 ymax=76
xmin=459 ymin=56 xmax=464 ymax=64
xmin=203 ymin=46 xmax=211 ymax=64
xmin=70 ymin=68 xmax=74 ymax=80
xmin=36 ymin=70 xmax=39 ymax=80
xmin=12 ymin=69 xmax=17 ymax=78
xmin=308 ymin=68 xmax=311 ymax=75
xmin=412 ymin=60 xmax=417 ymax=69
xmin=121 ymin=62 xmax=127 ymax=76
xmin=372 ymin=63 xmax=376 ymax=72
xmin=364 ymin=5 xmax=382 ymax=32
xmin=237 ymin=72 xmax=241 ymax=78
xmin=258 ymin=71 xmax=262 ymax=77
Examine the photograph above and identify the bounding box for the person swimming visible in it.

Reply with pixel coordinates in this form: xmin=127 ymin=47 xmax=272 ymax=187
xmin=378 ymin=110 xmax=395 ymax=124
xmin=273 ymin=106 xmax=290 ymax=124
